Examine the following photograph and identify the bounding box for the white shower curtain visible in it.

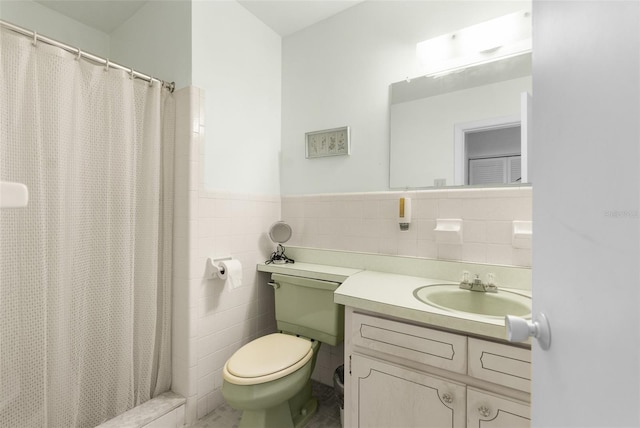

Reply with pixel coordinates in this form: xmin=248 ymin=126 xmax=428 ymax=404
xmin=0 ymin=27 xmax=174 ymax=427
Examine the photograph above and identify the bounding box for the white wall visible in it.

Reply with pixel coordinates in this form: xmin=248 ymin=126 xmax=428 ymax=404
xmin=110 ymin=1 xmax=192 ymax=89
xmin=0 ymin=0 xmax=110 ymax=57
xmin=281 ymin=1 xmax=529 ymax=195
xmin=533 ymin=1 xmax=640 ymax=426
xmin=192 ymin=1 xmax=281 ymax=195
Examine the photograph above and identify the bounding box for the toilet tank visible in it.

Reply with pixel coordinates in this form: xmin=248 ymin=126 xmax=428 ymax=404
xmin=271 ymin=273 xmax=344 ymax=346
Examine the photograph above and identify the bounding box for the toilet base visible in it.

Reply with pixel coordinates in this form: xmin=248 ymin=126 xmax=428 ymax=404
xmin=289 ymin=379 xmax=317 ymax=428
xmin=292 ymin=395 xmax=317 ymax=428
xmin=238 ymin=400 xmax=293 ymax=428
xmin=237 ymin=379 xmax=318 ymax=428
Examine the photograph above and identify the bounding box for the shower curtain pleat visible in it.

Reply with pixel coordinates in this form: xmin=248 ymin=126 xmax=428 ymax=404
xmin=0 ymin=27 xmax=174 ymax=427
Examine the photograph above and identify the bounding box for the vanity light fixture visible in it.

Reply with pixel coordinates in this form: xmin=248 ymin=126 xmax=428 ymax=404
xmin=416 ymin=10 xmax=531 ymax=76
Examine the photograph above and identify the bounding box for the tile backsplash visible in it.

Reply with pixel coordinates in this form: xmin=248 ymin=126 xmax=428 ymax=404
xmin=282 ymin=187 xmax=532 ymax=268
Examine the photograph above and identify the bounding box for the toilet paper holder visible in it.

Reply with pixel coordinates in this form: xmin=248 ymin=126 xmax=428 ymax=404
xmin=206 ymin=257 xmax=232 ymax=279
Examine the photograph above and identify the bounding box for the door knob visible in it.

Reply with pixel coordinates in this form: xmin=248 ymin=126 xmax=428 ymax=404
xmin=505 ymin=313 xmax=551 ymax=350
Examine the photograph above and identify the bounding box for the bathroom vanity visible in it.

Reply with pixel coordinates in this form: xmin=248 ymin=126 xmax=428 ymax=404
xmin=344 ymin=309 xmax=530 ymax=427
xmin=335 ymin=270 xmax=531 ymax=428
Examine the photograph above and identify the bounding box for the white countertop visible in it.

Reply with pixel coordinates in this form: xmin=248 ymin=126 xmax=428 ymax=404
xmin=257 ymin=262 xmax=362 ymax=283
xmin=257 ymin=260 xmax=530 ymax=342
xmin=335 ymin=270 xmax=529 ymax=341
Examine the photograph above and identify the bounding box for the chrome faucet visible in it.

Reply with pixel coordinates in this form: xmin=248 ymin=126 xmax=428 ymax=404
xmin=459 ymin=273 xmax=498 ymax=293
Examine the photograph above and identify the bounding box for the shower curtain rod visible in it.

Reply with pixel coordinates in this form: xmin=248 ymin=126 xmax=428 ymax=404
xmin=0 ymin=20 xmax=176 ymax=93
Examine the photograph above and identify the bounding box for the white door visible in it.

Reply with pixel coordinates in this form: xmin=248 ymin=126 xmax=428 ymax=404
xmin=533 ymin=1 xmax=640 ymax=426
xmin=520 ymin=92 xmax=531 ymax=183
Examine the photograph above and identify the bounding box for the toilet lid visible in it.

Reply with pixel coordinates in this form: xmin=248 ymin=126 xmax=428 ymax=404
xmin=224 ymin=333 xmax=313 ymax=385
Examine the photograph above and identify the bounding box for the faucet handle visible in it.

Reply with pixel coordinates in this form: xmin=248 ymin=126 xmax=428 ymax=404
xmin=484 ymin=283 xmax=498 ymax=293
xmin=461 ymin=271 xmax=470 ymax=284
xmin=484 ymin=273 xmax=498 ymax=292
xmin=459 ymin=271 xmax=472 ymax=290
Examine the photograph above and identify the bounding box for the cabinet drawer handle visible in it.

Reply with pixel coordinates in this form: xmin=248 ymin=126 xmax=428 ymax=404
xmin=478 ymin=405 xmax=491 ymax=418
xmin=268 ymin=281 xmax=280 ymax=289
xmin=441 ymin=393 xmax=453 ymax=404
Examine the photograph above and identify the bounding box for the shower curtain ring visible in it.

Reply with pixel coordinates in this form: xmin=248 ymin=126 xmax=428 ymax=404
xmin=104 ymin=59 xmax=110 ymax=72
xmin=149 ymin=78 xmax=154 ymax=88
xmin=76 ymin=48 xmax=82 ymax=61
xmin=32 ymin=31 xmax=37 ymax=47
xmin=130 ymin=68 xmax=135 ymax=80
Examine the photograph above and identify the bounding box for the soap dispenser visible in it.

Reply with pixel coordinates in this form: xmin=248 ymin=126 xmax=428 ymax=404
xmin=399 ymin=197 xmax=412 ymax=231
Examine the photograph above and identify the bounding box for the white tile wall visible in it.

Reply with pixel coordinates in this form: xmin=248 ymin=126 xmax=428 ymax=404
xmin=282 ymin=187 xmax=532 ymax=267
xmin=172 ymin=87 xmax=195 ymax=425
xmin=192 ymin=191 xmax=280 ymax=419
xmin=172 ymin=87 xmax=280 ymax=424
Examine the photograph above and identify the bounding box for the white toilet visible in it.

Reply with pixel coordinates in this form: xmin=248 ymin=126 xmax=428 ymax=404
xmin=222 ymin=273 xmax=344 ymax=428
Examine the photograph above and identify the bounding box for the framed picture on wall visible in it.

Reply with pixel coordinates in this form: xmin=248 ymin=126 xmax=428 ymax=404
xmin=305 ymin=126 xmax=350 ymax=158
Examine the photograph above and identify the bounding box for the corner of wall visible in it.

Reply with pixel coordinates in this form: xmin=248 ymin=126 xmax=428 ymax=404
xmin=172 ymin=85 xmax=282 ymax=424
xmin=109 ymin=0 xmax=193 ymax=89
xmin=0 ymin=0 xmax=111 ymax=57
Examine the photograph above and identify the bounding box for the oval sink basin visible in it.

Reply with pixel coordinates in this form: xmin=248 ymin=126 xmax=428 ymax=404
xmin=413 ymin=284 xmax=531 ymax=319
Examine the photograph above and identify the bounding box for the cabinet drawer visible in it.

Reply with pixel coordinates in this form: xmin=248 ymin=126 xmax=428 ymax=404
xmin=351 ymin=312 xmax=467 ymax=374
xmin=468 ymin=338 xmax=531 ymax=392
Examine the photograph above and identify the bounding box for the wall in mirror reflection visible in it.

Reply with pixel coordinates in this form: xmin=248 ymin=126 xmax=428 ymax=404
xmin=389 ymin=54 xmax=532 ymax=190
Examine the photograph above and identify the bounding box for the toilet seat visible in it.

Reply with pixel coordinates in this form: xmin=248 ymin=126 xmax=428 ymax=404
xmin=223 ymin=333 xmax=313 ymax=386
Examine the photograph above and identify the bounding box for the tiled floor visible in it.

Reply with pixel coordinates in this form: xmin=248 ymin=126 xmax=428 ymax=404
xmin=189 ymin=381 xmax=341 ymax=428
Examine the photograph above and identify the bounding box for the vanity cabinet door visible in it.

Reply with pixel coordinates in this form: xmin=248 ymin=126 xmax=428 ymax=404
xmin=466 ymin=387 xmax=530 ymax=428
xmin=350 ymin=354 xmax=466 ymax=428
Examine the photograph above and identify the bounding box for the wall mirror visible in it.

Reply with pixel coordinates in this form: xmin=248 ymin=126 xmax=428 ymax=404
xmin=389 ymin=53 xmax=532 ymax=190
